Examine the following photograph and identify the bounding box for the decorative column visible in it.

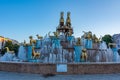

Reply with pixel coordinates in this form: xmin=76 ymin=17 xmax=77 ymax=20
xmin=36 ymin=40 xmax=41 ymax=48
xmin=27 ymin=45 xmax=32 ymax=60
xmin=86 ymin=39 xmax=92 ymax=49
xmin=74 ymin=45 xmax=82 ymax=62
xmin=52 ymin=37 xmax=61 ymax=49
xmin=67 ymin=36 xmax=74 ymax=47
xmin=112 ymin=47 xmax=119 ymax=62
xmin=74 ymin=38 xmax=82 ymax=62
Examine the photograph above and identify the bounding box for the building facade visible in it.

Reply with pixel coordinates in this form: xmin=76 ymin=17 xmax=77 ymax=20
xmin=112 ymin=34 xmax=120 ymax=50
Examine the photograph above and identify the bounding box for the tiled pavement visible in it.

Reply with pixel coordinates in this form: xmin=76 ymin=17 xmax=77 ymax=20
xmin=0 ymin=71 xmax=120 ymax=80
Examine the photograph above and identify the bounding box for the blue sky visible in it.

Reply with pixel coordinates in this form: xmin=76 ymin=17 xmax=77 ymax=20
xmin=0 ymin=0 xmax=120 ymax=42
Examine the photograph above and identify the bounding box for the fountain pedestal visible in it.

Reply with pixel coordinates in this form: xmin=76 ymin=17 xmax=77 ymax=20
xmin=67 ymin=36 xmax=74 ymax=47
xmin=36 ymin=40 xmax=41 ymax=48
xmin=74 ymin=45 xmax=82 ymax=62
xmin=27 ymin=46 xmax=32 ymax=60
xmin=86 ymin=39 xmax=92 ymax=49
xmin=112 ymin=48 xmax=119 ymax=62
xmin=52 ymin=38 xmax=61 ymax=48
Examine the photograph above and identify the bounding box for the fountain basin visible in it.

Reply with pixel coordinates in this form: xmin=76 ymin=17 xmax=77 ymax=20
xmin=0 ymin=62 xmax=120 ymax=74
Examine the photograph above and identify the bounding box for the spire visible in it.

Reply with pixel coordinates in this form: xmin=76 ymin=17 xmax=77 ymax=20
xmin=66 ymin=12 xmax=71 ymax=27
xmin=57 ymin=12 xmax=73 ymax=37
xmin=59 ymin=12 xmax=64 ymax=27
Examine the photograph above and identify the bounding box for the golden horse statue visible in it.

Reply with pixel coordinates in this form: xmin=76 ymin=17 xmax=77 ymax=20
xmin=36 ymin=34 xmax=43 ymax=40
xmin=68 ymin=30 xmax=73 ymax=36
xmin=81 ymin=48 xmax=87 ymax=62
xmin=5 ymin=47 xmax=14 ymax=54
xmin=23 ymin=40 xmax=27 ymax=46
xmin=92 ymin=34 xmax=99 ymax=43
xmin=108 ymin=43 xmax=116 ymax=48
xmin=53 ymin=31 xmax=60 ymax=38
xmin=82 ymin=31 xmax=92 ymax=39
xmin=29 ymin=36 xmax=36 ymax=45
xmin=32 ymin=47 xmax=40 ymax=59
xmin=48 ymin=31 xmax=53 ymax=38
xmin=76 ymin=37 xmax=81 ymax=45
xmin=87 ymin=31 xmax=92 ymax=39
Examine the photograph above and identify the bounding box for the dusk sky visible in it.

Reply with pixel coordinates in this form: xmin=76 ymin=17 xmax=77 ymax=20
xmin=0 ymin=0 xmax=120 ymax=42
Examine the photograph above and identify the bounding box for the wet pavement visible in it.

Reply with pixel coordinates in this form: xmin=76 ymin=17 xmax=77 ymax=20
xmin=0 ymin=71 xmax=120 ymax=80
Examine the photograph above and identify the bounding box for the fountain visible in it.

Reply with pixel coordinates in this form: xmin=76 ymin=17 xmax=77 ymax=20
xmin=1 ymin=12 xmax=120 ymax=74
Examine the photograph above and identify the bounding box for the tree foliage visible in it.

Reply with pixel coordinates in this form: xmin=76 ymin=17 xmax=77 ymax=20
xmin=102 ymin=34 xmax=113 ymax=47
xmin=1 ymin=41 xmax=19 ymax=56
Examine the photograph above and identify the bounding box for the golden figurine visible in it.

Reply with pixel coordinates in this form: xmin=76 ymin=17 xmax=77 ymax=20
xmin=83 ymin=31 xmax=92 ymax=40
xmin=108 ymin=43 xmax=116 ymax=48
xmin=60 ymin=12 xmax=64 ymax=26
xmin=29 ymin=36 xmax=36 ymax=45
xmin=32 ymin=47 xmax=40 ymax=59
xmin=99 ymin=36 xmax=102 ymax=42
xmin=53 ymin=31 xmax=60 ymax=38
xmin=66 ymin=12 xmax=71 ymax=26
xmin=68 ymin=30 xmax=73 ymax=36
xmin=81 ymin=48 xmax=87 ymax=62
xmin=92 ymin=34 xmax=99 ymax=43
xmin=82 ymin=31 xmax=87 ymax=39
xmin=48 ymin=31 xmax=53 ymax=38
xmin=76 ymin=37 xmax=81 ymax=45
xmin=60 ymin=12 xmax=64 ymax=22
xmin=87 ymin=31 xmax=92 ymax=40
xmin=23 ymin=40 xmax=26 ymax=46
xmin=5 ymin=47 xmax=14 ymax=54
xmin=36 ymin=34 xmax=43 ymax=40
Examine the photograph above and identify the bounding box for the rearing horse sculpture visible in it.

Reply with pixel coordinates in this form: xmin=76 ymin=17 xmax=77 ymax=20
xmin=29 ymin=36 xmax=36 ymax=46
xmin=5 ymin=47 xmax=14 ymax=54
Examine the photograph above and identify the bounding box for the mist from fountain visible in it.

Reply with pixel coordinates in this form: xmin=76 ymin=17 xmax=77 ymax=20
xmin=99 ymin=41 xmax=107 ymax=50
xmin=112 ymin=48 xmax=120 ymax=62
xmin=106 ymin=48 xmax=113 ymax=62
xmin=18 ymin=45 xmax=27 ymax=61
xmin=95 ymin=41 xmax=108 ymax=62
xmin=0 ymin=52 xmax=15 ymax=61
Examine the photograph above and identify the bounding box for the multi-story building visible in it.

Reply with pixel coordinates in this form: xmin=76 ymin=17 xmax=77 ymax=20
xmin=0 ymin=36 xmax=19 ymax=53
xmin=112 ymin=34 xmax=120 ymax=50
xmin=0 ymin=36 xmax=5 ymax=50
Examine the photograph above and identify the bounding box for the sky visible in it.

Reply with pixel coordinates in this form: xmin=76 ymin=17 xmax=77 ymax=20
xmin=0 ymin=0 xmax=120 ymax=42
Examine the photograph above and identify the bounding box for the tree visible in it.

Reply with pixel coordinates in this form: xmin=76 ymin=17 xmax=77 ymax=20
xmin=1 ymin=41 xmax=19 ymax=56
xmin=102 ymin=34 xmax=113 ymax=47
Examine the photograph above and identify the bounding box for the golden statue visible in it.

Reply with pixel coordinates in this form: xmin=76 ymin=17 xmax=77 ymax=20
xmin=92 ymin=34 xmax=99 ymax=43
xmin=87 ymin=31 xmax=92 ymax=39
xmin=23 ymin=40 xmax=26 ymax=46
xmin=81 ymin=48 xmax=87 ymax=62
xmin=66 ymin=12 xmax=71 ymax=26
xmin=29 ymin=36 xmax=36 ymax=45
xmin=83 ymin=31 xmax=92 ymax=39
xmin=36 ymin=34 xmax=43 ymax=40
xmin=108 ymin=43 xmax=116 ymax=48
xmin=48 ymin=31 xmax=53 ymax=38
xmin=99 ymin=36 xmax=102 ymax=42
xmin=60 ymin=12 xmax=64 ymax=26
xmin=76 ymin=37 xmax=81 ymax=45
xmin=53 ymin=31 xmax=60 ymax=38
xmin=32 ymin=47 xmax=40 ymax=59
xmin=82 ymin=31 xmax=87 ymax=39
xmin=68 ymin=30 xmax=73 ymax=36
xmin=5 ymin=47 xmax=14 ymax=54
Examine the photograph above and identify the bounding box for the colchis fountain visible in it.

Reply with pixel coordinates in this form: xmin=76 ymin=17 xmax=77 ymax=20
xmin=0 ymin=12 xmax=120 ymax=74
